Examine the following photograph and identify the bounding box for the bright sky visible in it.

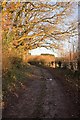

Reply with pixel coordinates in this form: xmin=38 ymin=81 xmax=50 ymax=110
xmin=29 ymin=47 xmax=58 ymax=57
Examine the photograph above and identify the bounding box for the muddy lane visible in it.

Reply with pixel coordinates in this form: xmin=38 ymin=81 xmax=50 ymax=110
xmin=3 ymin=66 xmax=78 ymax=118
xmin=39 ymin=68 xmax=78 ymax=118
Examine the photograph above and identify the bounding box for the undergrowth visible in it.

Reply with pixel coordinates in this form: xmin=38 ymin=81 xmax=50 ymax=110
xmin=2 ymin=51 xmax=32 ymax=109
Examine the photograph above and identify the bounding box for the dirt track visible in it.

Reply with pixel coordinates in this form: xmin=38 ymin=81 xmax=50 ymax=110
xmin=3 ymin=66 xmax=79 ymax=118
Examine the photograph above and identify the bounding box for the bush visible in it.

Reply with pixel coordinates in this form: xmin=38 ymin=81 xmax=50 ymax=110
xmin=28 ymin=60 xmax=37 ymax=65
xmin=63 ymin=62 xmax=68 ymax=69
xmin=10 ymin=56 xmax=22 ymax=69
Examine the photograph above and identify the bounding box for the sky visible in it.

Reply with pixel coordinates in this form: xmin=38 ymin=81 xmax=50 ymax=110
xmin=29 ymin=47 xmax=58 ymax=57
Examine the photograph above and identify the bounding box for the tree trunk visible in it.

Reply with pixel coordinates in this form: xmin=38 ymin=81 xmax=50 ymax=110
xmin=23 ymin=51 xmax=29 ymax=62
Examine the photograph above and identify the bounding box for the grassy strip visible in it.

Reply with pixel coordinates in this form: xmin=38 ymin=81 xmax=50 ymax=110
xmin=2 ymin=56 xmax=37 ymax=109
xmin=50 ymin=67 xmax=80 ymax=90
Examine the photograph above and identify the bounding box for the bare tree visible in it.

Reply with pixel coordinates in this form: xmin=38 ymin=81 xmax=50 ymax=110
xmin=2 ymin=1 xmax=77 ymax=58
